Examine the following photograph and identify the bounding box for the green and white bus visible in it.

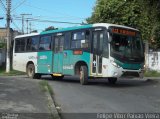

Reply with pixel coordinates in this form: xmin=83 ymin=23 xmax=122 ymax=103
xmin=13 ymin=23 xmax=144 ymax=85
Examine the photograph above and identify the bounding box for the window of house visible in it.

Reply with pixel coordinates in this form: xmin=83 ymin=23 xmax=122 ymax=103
xmin=39 ymin=36 xmax=51 ymax=51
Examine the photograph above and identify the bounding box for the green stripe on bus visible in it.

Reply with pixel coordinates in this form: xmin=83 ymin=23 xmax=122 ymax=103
xmin=40 ymin=24 xmax=93 ymax=35
xmin=114 ymin=59 xmax=142 ymax=70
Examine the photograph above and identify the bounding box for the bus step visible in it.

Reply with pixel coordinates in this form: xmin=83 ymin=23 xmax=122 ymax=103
xmin=52 ymin=73 xmax=62 ymax=77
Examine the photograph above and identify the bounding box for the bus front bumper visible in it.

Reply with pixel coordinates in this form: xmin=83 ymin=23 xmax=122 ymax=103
xmin=110 ymin=67 xmax=144 ymax=79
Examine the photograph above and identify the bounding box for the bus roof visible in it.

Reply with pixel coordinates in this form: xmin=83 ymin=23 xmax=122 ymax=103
xmin=15 ymin=23 xmax=139 ymax=38
xmin=15 ymin=33 xmax=39 ymax=39
xmin=40 ymin=24 xmax=93 ymax=35
xmin=41 ymin=23 xmax=138 ymax=35
xmin=93 ymin=23 xmax=139 ymax=31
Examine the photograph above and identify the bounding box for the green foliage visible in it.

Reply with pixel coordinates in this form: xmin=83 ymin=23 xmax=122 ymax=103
xmin=0 ymin=43 xmax=6 ymax=49
xmin=87 ymin=0 xmax=160 ymax=48
xmin=44 ymin=26 xmax=58 ymax=31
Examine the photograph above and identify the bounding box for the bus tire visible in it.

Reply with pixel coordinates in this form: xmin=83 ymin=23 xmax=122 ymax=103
xmin=51 ymin=75 xmax=64 ymax=80
xmin=27 ymin=64 xmax=36 ymax=79
xmin=79 ymin=66 xmax=88 ymax=85
xmin=35 ymin=74 xmax=41 ymax=79
xmin=108 ymin=78 xmax=117 ymax=84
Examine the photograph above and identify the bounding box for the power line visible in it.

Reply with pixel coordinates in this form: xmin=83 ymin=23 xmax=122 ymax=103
xmin=11 ymin=0 xmax=26 ymax=12
xmin=23 ymin=3 xmax=85 ymax=20
xmin=0 ymin=0 xmax=6 ymax=12
xmin=12 ymin=20 xmax=21 ymax=31
xmin=13 ymin=17 xmax=83 ymax=25
xmin=12 ymin=14 xmax=85 ymax=21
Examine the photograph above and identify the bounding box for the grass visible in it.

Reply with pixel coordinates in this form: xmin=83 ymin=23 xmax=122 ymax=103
xmin=39 ymin=80 xmax=54 ymax=95
xmin=0 ymin=68 xmax=26 ymax=76
xmin=39 ymin=81 xmax=60 ymax=119
xmin=144 ymin=70 xmax=160 ymax=77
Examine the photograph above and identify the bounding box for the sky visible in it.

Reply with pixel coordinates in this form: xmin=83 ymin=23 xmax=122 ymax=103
xmin=0 ymin=0 xmax=96 ymax=33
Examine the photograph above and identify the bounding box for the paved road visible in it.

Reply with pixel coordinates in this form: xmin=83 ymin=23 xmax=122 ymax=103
xmin=0 ymin=76 xmax=52 ymax=119
xmin=45 ymin=76 xmax=160 ymax=118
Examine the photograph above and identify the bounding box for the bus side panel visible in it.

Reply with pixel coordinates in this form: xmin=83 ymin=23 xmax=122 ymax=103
xmin=37 ymin=51 xmax=53 ymax=74
xmin=102 ymin=57 xmax=110 ymax=77
xmin=13 ymin=52 xmax=38 ymax=73
xmin=62 ymin=50 xmax=91 ymax=76
xmin=62 ymin=50 xmax=72 ymax=75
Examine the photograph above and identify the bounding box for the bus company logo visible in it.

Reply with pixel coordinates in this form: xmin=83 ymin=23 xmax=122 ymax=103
xmin=39 ymin=55 xmax=47 ymax=60
xmin=63 ymin=65 xmax=73 ymax=70
xmin=64 ymin=52 xmax=67 ymax=57
xmin=28 ymin=56 xmax=36 ymax=59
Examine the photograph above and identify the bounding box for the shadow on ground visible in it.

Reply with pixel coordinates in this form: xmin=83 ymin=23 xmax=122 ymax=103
xmin=40 ymin=75 xmax=159 ymax=88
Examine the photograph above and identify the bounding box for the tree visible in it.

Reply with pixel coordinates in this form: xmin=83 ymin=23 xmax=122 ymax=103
xmin=87 ymin=0 xmax=160 ymax=48
xmin=44 ymin=26 xmax=58 ymax=31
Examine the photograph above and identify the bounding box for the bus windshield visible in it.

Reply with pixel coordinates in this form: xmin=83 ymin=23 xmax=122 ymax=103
xmin=110 ymin=31 xmax=144 ymax=63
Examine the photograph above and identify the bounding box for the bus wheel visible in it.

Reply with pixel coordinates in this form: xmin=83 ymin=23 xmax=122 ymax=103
xmin=35 ymin=74 xmax=41 ymax=79
xmin=27 ymin=64 xmax=36 ymax=79
xmin=108 ymin=78 xmax=117 ymax=84
xmin=79 ymin=66 xmax=88 ymax=85
xmin=51 ymin=75 xmax=64 ymax=80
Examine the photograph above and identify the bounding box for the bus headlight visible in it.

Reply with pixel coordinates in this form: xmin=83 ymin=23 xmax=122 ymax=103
xmin=110 ymin=60 xmax=120 ymax=68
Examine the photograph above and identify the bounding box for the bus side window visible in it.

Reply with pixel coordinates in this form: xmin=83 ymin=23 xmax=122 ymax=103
xmin=26 ymin=37 xmax=39 ymax=52
xmin=59 ymin=36 xmax=64 ymax=52
xmin=64 ymin=32 xmax=71 ymax=49
xmin=15 ymin=38 xmax=25 ymax=53
xmin=26 ymin=37 xmax=31 ymax=51
xmin=71 ymin=30 xmax=90 ymax=49
xmin=15 ymin=39 xmax=20 ymax=52
xmin=83 ymin=30 xmax=90 ymax=48
xmin=31 ymin=37 xmax=39 ymax=51
xmin=39 ymin=35 xmax=51 ymax=51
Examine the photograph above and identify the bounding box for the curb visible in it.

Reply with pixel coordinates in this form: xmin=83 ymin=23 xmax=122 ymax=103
xmin=44 ymin=86 xmax=61 ymax=119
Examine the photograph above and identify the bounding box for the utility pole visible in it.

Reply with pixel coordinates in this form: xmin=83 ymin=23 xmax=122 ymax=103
xmin=26 ymin=19 xmax=29 ymax=34
xmin=6 ymin=0 xmax=11 ymax=73
xmin=21 ymin=14 xmax=24 ymax=34
xmin=20 ymin=14 xmax=32 ymax=34
xmin=29 ymin=22 xmax=31 ymax=33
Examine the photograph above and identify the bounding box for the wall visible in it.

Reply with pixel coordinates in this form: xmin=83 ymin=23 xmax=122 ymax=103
xmin=146 ymin=51 xmax=160 ymax=72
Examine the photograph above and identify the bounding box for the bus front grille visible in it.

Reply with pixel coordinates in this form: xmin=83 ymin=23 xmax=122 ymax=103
xmin=121 ymin=71 xmax=140 ymax=77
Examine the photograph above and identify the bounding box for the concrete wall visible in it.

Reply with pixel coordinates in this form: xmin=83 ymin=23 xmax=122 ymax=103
xmin=146 ymin=51 xmax=160 ymax=72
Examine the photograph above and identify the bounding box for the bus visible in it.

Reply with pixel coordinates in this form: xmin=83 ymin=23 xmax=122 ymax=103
xmin=13 ymin=23 xmax=144 ymax=85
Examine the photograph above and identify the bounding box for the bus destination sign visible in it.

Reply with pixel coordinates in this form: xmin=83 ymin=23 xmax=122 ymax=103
xmin=112 ymin=28 xmax=136 ymax=36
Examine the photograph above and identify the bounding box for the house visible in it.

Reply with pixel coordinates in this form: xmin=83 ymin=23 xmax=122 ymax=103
xmin=0 ymin=28 xmax=21 ymax=67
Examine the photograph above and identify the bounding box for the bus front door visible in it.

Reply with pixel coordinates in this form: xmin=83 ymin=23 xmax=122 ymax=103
xmin=91 ymin=31 xmax=104 ymax=76
xmin=53 ymin=35 xmax=64 ymax=73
